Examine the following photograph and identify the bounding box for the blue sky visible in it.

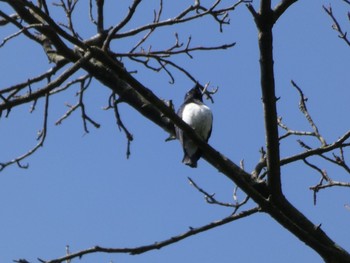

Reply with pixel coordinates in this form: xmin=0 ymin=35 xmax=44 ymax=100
xmin=1 ymin=1 xmax=350 ymax=262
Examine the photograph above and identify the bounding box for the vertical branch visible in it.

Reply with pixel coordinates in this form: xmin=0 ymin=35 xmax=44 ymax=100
xmin=96 ymin=0 xmax=104 ymax=33
xmin=260 ymin=0 xmax=271 ymax=14
xmin=249 ymin=1 xmax=282 ymax=197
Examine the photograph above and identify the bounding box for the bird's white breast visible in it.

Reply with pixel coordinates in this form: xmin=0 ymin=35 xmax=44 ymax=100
xmin=181 ymin=102 xmax=212 ymax=140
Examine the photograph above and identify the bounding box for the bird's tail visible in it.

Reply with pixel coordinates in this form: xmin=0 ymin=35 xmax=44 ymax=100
xmin=182 ymin=155 xmax=197 ymax=168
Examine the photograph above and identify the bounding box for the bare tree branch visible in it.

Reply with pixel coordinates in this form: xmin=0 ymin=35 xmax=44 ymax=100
xmin=280 ymin=130 xmax=350 ymax=166
xmin=310 ymin=180 xmax=350 ymax=191
xmin=112 ymin=0 xmax=249 ymax=39
xmin=0 ymin=12 xmax=19 ymax=26
xmin=0 ymin=64 xmax=63 ymax=98
xmin=103 ymin=93 xmax=134 ymax=158
xmin=291 ymin=80 xmax=327 ymax=146
xmin=38 ymin=0 xmax=50 ymax=15
xmin=96 ymin=0 xmax=104 ymax=33
xmin=40 ymin=207 xmax=260 ymax=263
xmin=278 ymin=117 xmax=315 ymax=140
xmin=0 ymin=51 xmax=92 ymax=114
xmin=52 ymin=0 xmax=81 ymax=39
xmin=117 ymin=41 xmax=236 ymax=58
xmin=324 ymin=4 xmax=350 ymax=47
xmin=0 ymin=94 xmax=49 ymax=171
xmin=273 ymin=0 xmax=298 ymax=23
xmin=0 ymin=10 xmax=43 ymax=44
xmin=188 ymin=177 xmax=250 ymax=209
xmin=129 ymin=0 xmax=164 ymax=53
xmin=102 ymin=0 xmax=142 ymax=50
xmin=251 ymin=0 xmax=282 ymax=198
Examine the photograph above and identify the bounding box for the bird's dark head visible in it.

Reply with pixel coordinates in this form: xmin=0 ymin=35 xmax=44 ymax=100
xmin=184 ymin=84 xmax=203 ymax=102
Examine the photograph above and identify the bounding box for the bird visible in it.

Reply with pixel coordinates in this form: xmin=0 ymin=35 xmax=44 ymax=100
xmin=176 ymin=84 xmax=213 ymax=168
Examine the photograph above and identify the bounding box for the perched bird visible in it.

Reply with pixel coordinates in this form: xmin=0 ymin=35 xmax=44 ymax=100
xmin=176 ymin=84 xmax=213 ymax=168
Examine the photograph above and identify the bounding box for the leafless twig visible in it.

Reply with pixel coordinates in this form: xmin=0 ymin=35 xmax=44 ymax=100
xmin=188 ymin=177 xmax=250 ymax=212
xmin=53 ymin=0 xmax=81 ymax=39
xmin=278 ymin=117 xmax=316 ymax=140
xmin=129 ymin=0 xmax=163 ymax=53
xmin=303 ymin=157 xmax=350 ymax=204
xmin=77 ymin=77 xmax=100 ymax=133
xmin=0 ymin=52 xmax=92 ymax=115
xmin=40 ymin=206 xmax=259 ymax=263
xmin=114 ymin=39 xmax=235 ymax=84
xmin=280 ymin=130 xmax=350 ymax=166
xmin=252 ymin=147 xmax=267 ymax=179
xmin=113 ymin=0 xmax=250 ymax=39
xmin=103 ymin=93 xmax=134 ymax=159
xmin=102 ymin=0 xmax=143 ymax=50
xmin=323 ymin=5 xmax=350 ymax=47
xmin=291 ymin=80 xmax=327 ymax=146
xmin=0 ymin=94 xmax=49 ymax=171
xmin=55 ymin=75 xmax=100 ymax=134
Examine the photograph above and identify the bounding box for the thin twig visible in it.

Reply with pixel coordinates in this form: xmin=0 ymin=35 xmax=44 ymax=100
xmin=105 ymin=93 xmax=134 ymax=159
xmin=113 ymin=0 xmax=249 ymax=39
xmin=323 ymin=5 xmax=350 ymax=47
xmin=0 ymin=94 xmax=49 ymax=172
xmin=102 ymin=0 xmax=143 ymax=50
xmin=0 ymin=23 xmax=43 ymax=48
xmin=303 ymin=157 xmax=350 ymax=203
xmin=77 ymin=77 xmax=101 ymax=133
xmin=280 ymin=130 xmax=350 ymax=166
xmin=0 ymin=65 xmax=63 ymax=96
xmin=41 ymin=207 xmax=260 ymax=263
xmin=0 ymin=52 xmax=92 ymax=113
xmin=122 ymin=42 xmax=236 ymax=58
xmin=278 ymin=117 xmax=315 ymax=140
xmin=188 ymin=177 xmax=250 ymax=210
xmin=291 ymin=80 xmax=327 ymax=146
xmin=129 ymin=0 xmax=163 ymax=53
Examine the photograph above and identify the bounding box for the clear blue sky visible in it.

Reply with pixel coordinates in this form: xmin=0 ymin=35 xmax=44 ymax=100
xmin=1 ymin=1 xmax=350 ymax=262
